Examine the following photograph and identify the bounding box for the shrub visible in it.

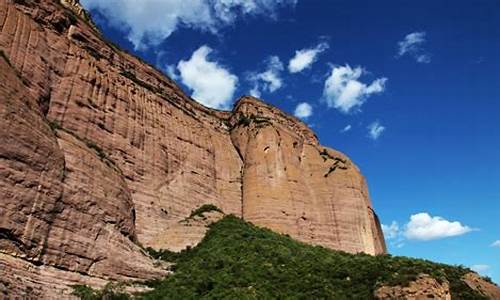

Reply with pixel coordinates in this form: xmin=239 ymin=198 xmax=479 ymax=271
xmin=48 ymin=120 xmax=62 ymax=131
xmin=72 ymin=283 xmax=129 ymax=300
xmin=188 ymin=204 xmax=223 ymax=219
xmin=145 ymin=247 xmax=181 ymax=263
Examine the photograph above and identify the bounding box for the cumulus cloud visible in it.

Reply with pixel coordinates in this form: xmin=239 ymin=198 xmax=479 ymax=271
xmin=323 ymin=65 xmax=387 ymax=113
xmin=177 ymin=45 xmax=238 ymax=109
xmin=340 ymin=124 xmax=352 ymax=133
xmin=383 ymin=213 xmax=474 ymax=243
xmin=82 ymin=0 xmax=297 ymax=50
xmin=491 ymin=240 xmax=500 ymax=248
xmin=404 ymin=212 xmax=473 ymax=241
xmin=288 ymin=42 xmax=329 ymax=73
xmin=248 ymin=56 xmax=284 ymax=98
xmin=397 ymin=31 xmax=431 ymax=63
xmin=382 ymin=221 xmax=399 ymax=240
xmin=471 ymin=264 xmax=491 ymax=275
xmin=368 ymin=121 xmax=385 ymax=140
xmin=294 ymin=102 xmax=313 ymax=119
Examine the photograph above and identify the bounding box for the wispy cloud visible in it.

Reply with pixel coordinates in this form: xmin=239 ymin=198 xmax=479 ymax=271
xmin=340 ymin=124 xmax=352 ymax=133
xmin=471 ymin=264 xmax=491 ymax=275
xmin=397 ymin=31 xmax=431 ymax=63
xmin=382 ymin=221 xmax=399 ymax=240
xmin=165 ymin=64 xmax=179 ymax=80
xmin=248 ymin=56 xmax=284 ymax=98
xmin=323 ymin=65 xmax=387 ymax=113
xmin=491 ymin=240 xmax=500 ymax=248
xmin=294 ymin=102 xmax=313 ymax=119
xmin=177 ymin=45 xmax=238 ymax=109
xmin=82 ymin=0 xmax=297 ymax=50
xmin=367 ymin=121 xmax=385 ymax=140
xmin=288 ymin=42 xmax=329 ymax=73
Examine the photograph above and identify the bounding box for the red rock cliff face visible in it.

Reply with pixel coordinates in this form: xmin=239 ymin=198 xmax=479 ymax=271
xmin=230 ymin=99 xmax=386 ymax=254
xmin=0 ymin=0 xmax=385 ymax=297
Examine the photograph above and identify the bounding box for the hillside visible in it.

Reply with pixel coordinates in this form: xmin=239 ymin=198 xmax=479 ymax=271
xmin=72 ymin=214 xmax=498 ymax=299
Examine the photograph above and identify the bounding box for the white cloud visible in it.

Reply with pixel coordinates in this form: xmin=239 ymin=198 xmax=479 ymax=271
xmin=248 ymin=56 xmax=284 ymax=97
xmin=382 ymin=221 xmax=399 ymax=240
xmin=368 ymin=121 xmax=385 ymax=140
xmin=323 ymin=65 xmax=387 ymax=113
xmin=294 ymin=102 xmax=313 ymax=119
xmin=288 ymin=42 xmax=329 ymax=73
xmin=404 ymin=212 xmax=473 ymax=241
xmin=82 ymin=0 xmax=297 ymax=50
xmin=165 ymin=64 xmax=179 ymax=80
xmin=471 ymin=264 xmax=491 ymax=275
xmin=340 ymin=124 xmax=352 ymax=133
xmin=383 ymin=213 xmax=475 ymax=245
xmin=177 ymin=45 xmax=238 ymax=109
xmin=397 ymin=31 xmax=431 ymax=64
xmin=491 ymin=240 xmax=500 ymax=248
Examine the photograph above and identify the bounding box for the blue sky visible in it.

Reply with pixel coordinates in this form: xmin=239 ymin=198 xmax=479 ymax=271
xmin=81 ymin=0 xmax=500 ymax=283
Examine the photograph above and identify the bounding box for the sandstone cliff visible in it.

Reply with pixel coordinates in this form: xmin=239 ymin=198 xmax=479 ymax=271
xmin=0 ymin=0 xmax=385 ymax=297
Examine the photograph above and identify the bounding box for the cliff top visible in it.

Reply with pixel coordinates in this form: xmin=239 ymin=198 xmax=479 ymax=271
xmin=53 ymin=0 xmax=318 ymax=143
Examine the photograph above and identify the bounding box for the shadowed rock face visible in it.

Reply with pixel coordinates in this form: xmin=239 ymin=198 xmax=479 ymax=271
xmin=0 ymin=0 xmax=385 ymax=297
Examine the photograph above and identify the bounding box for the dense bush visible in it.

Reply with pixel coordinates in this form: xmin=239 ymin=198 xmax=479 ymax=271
xmin=145 ymin=247 xmax=182 ymax=263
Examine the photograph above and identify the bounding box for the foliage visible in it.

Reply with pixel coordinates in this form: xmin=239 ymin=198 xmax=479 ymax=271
xmin=72 ymin=283 xmax=129 ymax=300
xmin=188 ymin=204 xmax=223 ymax=219
xmin=145 ymin=247 xmax=182 ymax=263
xmin=235 ymin=115 xmax=251 ymax=127
xmin=232 ymin=114 xmax=272 ymax=130
xmin=85 ymin=140 xmax=107 ymax=161
xmin=48 ymin=120 xmax=63 ymax=131
xmin=137 ymin=215 xmax=487 ymax=300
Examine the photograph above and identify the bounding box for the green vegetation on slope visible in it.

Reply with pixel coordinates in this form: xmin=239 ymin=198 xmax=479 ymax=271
xmin=72 ymin=283 xmax=129 ymax=300
xmin=188 ymin=204 xmax=224 ymax=219
xmin=74 ymin=215 xmax=487 ymax=299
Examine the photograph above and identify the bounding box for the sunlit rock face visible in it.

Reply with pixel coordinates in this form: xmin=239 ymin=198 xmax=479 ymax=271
xmin=0 ymin=0 xmax=385 ymax=297
xmin=229 ymin=97 xmax=385 ymax=255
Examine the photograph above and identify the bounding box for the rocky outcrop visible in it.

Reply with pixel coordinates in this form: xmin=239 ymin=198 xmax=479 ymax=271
xmin=148 ymin=210 xmax=225 ymax=252
xmin=0 ymin=0 xmax=385 ymax=297
xmin=463 ymin=272 xmax=500 ymax=299
xmin=374 ymin=273 xmax=500 ymax=300
xmin=374 ymin=274 xmax=452 ymax=300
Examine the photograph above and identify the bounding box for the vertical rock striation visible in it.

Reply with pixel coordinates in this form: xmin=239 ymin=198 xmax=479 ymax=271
xmin=229 ymin=97 xmax=386 ymax=254
xmin=0 ymin=0 xmax=385 ymax=297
